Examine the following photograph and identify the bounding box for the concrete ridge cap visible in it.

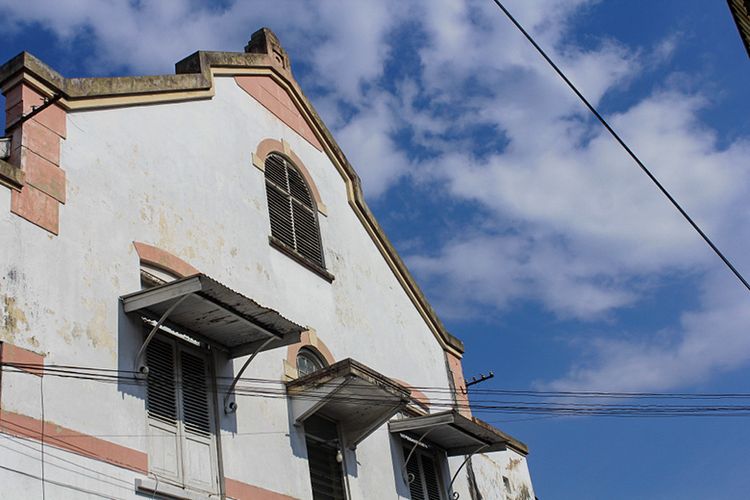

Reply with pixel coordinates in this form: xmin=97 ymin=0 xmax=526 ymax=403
xmin=0 ymin=50 xmax=280 ymax=100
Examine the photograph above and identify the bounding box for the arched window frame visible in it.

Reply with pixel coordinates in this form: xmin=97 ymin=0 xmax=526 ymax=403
xmin=263 ymin=151 xmax=333 ymax=280
xmin=296 ymin=346 xmax=327 ymax=378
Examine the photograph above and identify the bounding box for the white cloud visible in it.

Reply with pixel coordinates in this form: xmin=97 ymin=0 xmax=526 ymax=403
xmin=4 ymin=0 xmax=750 ymax=392
xmin=545 ymin=268 xmax=750 ymax=392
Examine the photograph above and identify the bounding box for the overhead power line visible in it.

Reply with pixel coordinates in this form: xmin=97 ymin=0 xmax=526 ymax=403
xmin=489 ymin=0 xmax=750 ymax=294
xmin=5 ymin=362 xmax=750 ymax=419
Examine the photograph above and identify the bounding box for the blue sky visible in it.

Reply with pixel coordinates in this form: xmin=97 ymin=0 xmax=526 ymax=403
xmin=2 ymin=1 xmax=749 ymax=498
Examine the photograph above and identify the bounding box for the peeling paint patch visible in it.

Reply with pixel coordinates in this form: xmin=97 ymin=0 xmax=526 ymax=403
xmin=1 ymin=295 xmax=29 ymax=340
xmin=83 ymin=299 xmax=115 ymax=354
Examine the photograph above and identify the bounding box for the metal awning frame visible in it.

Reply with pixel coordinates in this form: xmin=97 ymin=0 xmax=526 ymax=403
xmin=287 ymin=359 xmax=411 ymax=449
xmin=122 ymin=274 xmax=305 ymax=414
xmin=123 ymin=275 xmax=284 ymax=379
xmin=389 ymin=410 xmax=528 ymax=456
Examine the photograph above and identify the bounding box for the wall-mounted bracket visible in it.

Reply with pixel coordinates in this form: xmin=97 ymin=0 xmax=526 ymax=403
xmin=223 ymin=336 xmax=275 ymax=414
xmin=133 ymin=294 xmax=191 ymax=379
xmin=448 ymin=444 xmax=489 ymax=499
xmin=401 ymin=427 xmax=438 ymax=485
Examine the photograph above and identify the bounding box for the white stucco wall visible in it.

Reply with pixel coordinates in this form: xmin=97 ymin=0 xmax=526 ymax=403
xmin=0 ymin=75 xmax=478 ymax=499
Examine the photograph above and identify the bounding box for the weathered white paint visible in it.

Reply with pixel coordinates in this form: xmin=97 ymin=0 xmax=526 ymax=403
xmin=458 ymin=451 xmax=536 ymax=500
xmin=0 ymin=74 xmax=534 ymax=499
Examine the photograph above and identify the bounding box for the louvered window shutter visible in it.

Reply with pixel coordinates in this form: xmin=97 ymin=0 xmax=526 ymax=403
xmin=178 ymin=349 xmax=216 ymax=492
xmin=420 ymin=454 xmax=442 ymax=500
xmin=146 ymin=336 xmax=217 ymax=492
xmin=404 ymin=447 xmax=444 ymax=500
xmin=405 ymin=448 xmax=426 ymax=500
xmin=146 ymin=338 xmax=181 ymax=481
xmin=265 ymin=153 xmax=324 ymax=267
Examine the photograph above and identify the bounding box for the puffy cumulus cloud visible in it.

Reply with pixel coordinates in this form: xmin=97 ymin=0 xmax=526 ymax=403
xmin=0 ymin=0 xmax=408 ymax=193
xmin=545 ymin=269 xmax=750 ymax=392
xmin=430 ymin=92 xmax=750 ymax=273
xmin=333 ymin=92 xmax=412 ymax=198
xmin=408 ymin=232 xmax=637 ymax=320
xmin=5 ymin=0 xmax=750 ymax=391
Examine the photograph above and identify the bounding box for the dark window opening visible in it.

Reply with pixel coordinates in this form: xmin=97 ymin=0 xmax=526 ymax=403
xmin=305 ymin=414 xmax=346 ymax=500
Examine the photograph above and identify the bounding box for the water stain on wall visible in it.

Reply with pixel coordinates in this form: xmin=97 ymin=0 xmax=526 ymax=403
xmin=1 ymin=295 xmax=29 ymax=341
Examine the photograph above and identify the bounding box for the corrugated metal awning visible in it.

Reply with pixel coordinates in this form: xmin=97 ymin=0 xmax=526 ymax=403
xmin=389 ymin=410 xmax=528 ymax=456
xmin=121 ymin=274 xmax=304 ymax=358
xmin=287 ymin=358 xmax=411 ymax=449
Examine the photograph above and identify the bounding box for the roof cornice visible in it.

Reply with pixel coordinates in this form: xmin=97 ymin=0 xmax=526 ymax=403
xmin=728 ymin=0 xmax=750 ymax=58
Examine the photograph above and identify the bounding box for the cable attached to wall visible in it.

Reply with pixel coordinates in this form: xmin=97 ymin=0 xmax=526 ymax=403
xmin=40 ymin=372 xmax=46 ymax=500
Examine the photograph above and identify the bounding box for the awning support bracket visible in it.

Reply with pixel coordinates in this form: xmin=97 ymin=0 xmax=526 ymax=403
xmin=448 ymin=444 xmax=489 ymax=500
xmin=401 ymin=427 xmax=438 ymax=486
xmin=134 ymin=294 xmax=191 ymax=379
xmin=223 ymin=336 xmax=275 ymax=414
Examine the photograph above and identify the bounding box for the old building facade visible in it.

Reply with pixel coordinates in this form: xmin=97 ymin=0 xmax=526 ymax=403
xmin=0 ymin=28 xmax=535 ymax=500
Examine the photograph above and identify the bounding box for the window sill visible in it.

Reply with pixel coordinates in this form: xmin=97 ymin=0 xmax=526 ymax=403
xmin=135 ymin=478 xmax=214 ymax=500
xmin=269 ymin=235 xmax=335 ymax=283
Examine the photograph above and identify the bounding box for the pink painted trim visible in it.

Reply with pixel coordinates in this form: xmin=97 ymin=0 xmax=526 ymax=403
xmin=255 ymin=138 xmax=327 ymax=214
xmin=10 ymin=184 xmax=59 ymax=235
xmin=3 ymin=81 xmax=66 ymax=236
xmin=225 ymin=478 xmax=299 ymax=500
xmin=0 ymin=342 xmax=44 ymax=376
xmin=235 ymin=75 xmax=323 ymax=151
xmin=392 ymin=379 xmax=431 ymax=409
xmin=446 ymin=352 xmax=471 ymax=417
xmin=286 ymin=331 xmax=336 ymax=370
xmin=0 ymin=409 xmax=148 ymax=474
xmin=133 ymin=241 xmax=200 ymax=278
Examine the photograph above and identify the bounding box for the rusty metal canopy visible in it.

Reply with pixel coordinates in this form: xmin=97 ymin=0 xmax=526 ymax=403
xmin=121 ymin=274 xmax=304 ymax=358
xmin=287 ymin=358 xmax=411 ymax=449
xmin=389 ymin=410 xmax=528 ymax=456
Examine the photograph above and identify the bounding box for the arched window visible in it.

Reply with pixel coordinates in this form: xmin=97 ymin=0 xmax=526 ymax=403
xmin=296 ymin=347 xmax=326 ymax=377
xmin=265 ymin=153 xmax=324 ymax=267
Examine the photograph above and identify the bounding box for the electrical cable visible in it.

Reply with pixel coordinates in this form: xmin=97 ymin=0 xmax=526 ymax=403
xmin=4 ymin=363 xmax=750 ymax=419
xmin=40 ymin=369 xmax=46 ymax=500
xmin=489 ymin=0 xmax=750 ymax=293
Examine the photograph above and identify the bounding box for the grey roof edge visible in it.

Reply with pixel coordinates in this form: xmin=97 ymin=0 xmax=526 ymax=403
xmin=728 ymin=0 xmax=750 ymax=58
xmin=286 ymin=358 xmax=411 ymax=401
xmin=0 ymin=51 xmax=214 ymax=99
xmin=0 ymin=29 xmax=465 ymax=356
xmin=391 ymin=409 xmax=529 ymax=456
xmin=120 ymin=272 xmax=306 ymax=337
xmin=467 ymin=413 xmax=529 ymax=456
xmin=0 ymin=158 xmax=24 ymax=191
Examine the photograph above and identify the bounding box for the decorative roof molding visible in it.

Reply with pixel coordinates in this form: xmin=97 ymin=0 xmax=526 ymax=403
xmin=729 ymin=0 xmax=750 ymax=58
xmin=0 ymin=28 xmax=464 ymax=356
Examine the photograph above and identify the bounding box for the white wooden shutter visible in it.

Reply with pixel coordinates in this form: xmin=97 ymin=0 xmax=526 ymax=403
xmin=146 ymin=337 xmax=218 ymax=493
xmin=146 ymin=337 xmax=181 ymax=482
xmin=178 ymin=347 xmax=218 ymax=492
